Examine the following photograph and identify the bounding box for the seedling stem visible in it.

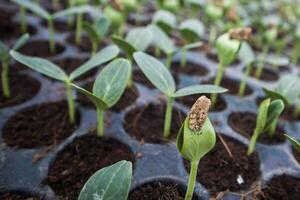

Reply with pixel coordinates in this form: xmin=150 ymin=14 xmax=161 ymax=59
xmin=247 ymin=129 xmax=259 ymax=155
xmin=166 ymin=53 xmax=173 ymax=69
xmin=48 ymin=18 xmax=56 ymax=53
xmin=75 ymin=13 xmax=83 ymax=44
xmin=211 ymin=63 xmax=224 ymax=107
xmin=20 ymin=6 xmax=27 ymax=33
xmin=238 ymin=62 xmax=252 ymax=96
xmin=97 ymin=108 xmax=104 ymax=136
xmin=163 ymin=97 xmax=174 ymax=138
xmin=65 ymin=82 xmax=75 ymax=124
xmin=255 ymin=45 xmax=269 ymax=79
xmin=184 ymin=160 xmax=199 ymax=200
xmin=181 ymin=48 xmax=187 ymax=67
xmin=1 ymin=61 xmax=10 ymax=97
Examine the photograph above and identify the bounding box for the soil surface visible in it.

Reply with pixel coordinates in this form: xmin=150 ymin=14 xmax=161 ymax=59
xmin=133 ymin=70 xmax=156 ymax=88
xmin=41 ymin=19 xmax=72 ymax=33
xmin=292 ymin=148 xmax=300 ymax=164
xmin=0 ymin=192 xmax=40 ymax=200
xmin=45 ymin=134 xmax=134 ymax=200
xmin=67 ymin=33 xmax=106 ymax=53
xmin=0 ymin=22 xmax=36 ymax=41
xmin=228 ymin=112 xmax=286 ymax=144
xmin=257 ymin=174 xmax=300 ymax=200
xmin=123 ymin=102 xmax=184 ymax=143
xmin=184 ymin=134 xmax=261 ymax=195
xmin=249 ymin=66 xmax=279 ymax=82
xmin=0 ymin=74 xmax=40 ymax=108
xmin=171 ymin=61 xmax=209 ymax=77
xmin=2 ymin=101 xmax=79 ymax=148
xmin=19 ymin=40 xmax=65 ymax=58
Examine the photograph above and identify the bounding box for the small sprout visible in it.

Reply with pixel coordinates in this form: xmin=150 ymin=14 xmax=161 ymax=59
xmin=74 ymin=0 xmax=89 ymax=45
xmin=291 ymin=25 xmax=300 ymax=64
xmin=204 ymin=2 xmax=223 ymax=43
xmin=10 ymin=45 xmax=119 ymax=124
xmin=0 ymin=34 xmax=29 ymax=98
xmin=133 ymin=52 xmax=227 ymax=138
xmin=152 ymin=10 xmax=176 ymax=34
xmin=247 ymin=98 xmax=285 ymax=155
xmin=78 ymin=160 xmax=132 ymax=200
xmin=104 ymin=5 xmax=125 ymax=35
xmin=72 ymin=58 xmax=131 ymax=136
xmin=285 ymin=134 xmax=300 ymax=153
xmin=176 ymin=96 xmax=216 ymax=200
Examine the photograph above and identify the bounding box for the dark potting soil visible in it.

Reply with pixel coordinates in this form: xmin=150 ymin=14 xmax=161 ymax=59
xmin=0 ymin=22 xmax=37 ymax=41
xmin=171 ymin=61 xmax=209 ymax=77
xmin=67 ymin=33 xmax=106 ymax=53
xmin=0 ymin=192 xmax=40 ymax=200
xmin=292 ymin=148 xmax=300 ymax=165
xmin=19 ymin=40 xmax=65 ymax=58
xmin=184 ymin=134 xmax=261 ymax=195
xmin=0 ymin=74 xmax=40 ymax=108
xmin=249 ymin=66 xmax=279 ymax=82
xmin=123 ymin=102 xmax=184 ymax=143
xmin=257 ymin=174 xmax=300 ymax=200
xmin=41 ymin=19 xmax=72 ymax=33
xmin=177 ymin=94 xmax=227 ymax=112
xmin=228 ymin=112 xmax=286 ymax=144
xmin=45 ymin=134 xmax=135 ymax=200
xmin=2 ymin=101 xmax=79 ymax=148
xmin=133 ymin=70 xmax=156 ymax=89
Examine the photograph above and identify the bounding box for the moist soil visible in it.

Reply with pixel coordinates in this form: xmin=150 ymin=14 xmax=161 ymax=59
xmin=19 ymin=40 xmax=65 ymax=58
xmin=0 ymin=192 xmax=40 ymax=200
xmin=45 ymin=134 xmax=135 ymax=200
xmin=184 ymin=134 xmax=261 ymax=195
xmin=257 ymin=174 xmax=300 ymax=200
xmin=123 ymin=102 xmax=184 ymax=143
xmin=171 ymin=61 xmax=209 ymax=77
xmin=292 ymin=148 xmax=300 ymax=164
xmin=249 ymin=66 xmax=279 ymax=82
xmin=0 ymin=74 xmax=40 ymax=108
xmin=2 ymin=101 xmax=79 ymax=148
xmin=67 ymin=33 xmax=106 ymax=53
xmin=133 ymin=70 xmax=156 ymax=88
xmin=0 ymin=22 xmax=36 ymax=41
xmin=228 ymin=112 xmax=286 ymax=144
xmin=41 ymin=19 xmax=73 ymax=33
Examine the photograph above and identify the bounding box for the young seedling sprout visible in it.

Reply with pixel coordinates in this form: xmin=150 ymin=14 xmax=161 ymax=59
xmin=204 ymin=1 xmax=223 ymax=43
xmin=133 ymin=52 xmax=227 ymax=138
xmin=152 ymin=9 xmax=176 ymax=35
xmin=247 ymin=98 xmax=285 ymax=155
xmin=104 ymin=1 xmax=125 ymax=35
xmin=291 ymin=25 xmax=300 ymax=64
xmin=0 ymin=34 xmax=29 ymax=98
xmin=10 ymin=45 xmax=119 ymax=123
xmin=12 ymin=0 xmax=90 ymax=53
xmin=72 ymin=58 xmax=131 ymax=136
xmin=285 ymin=134 xmax=300 ymax=153
xmin=176 ymin=96 xmax=216 ymax=200
xmin=78 ymin=160 xmax=132 ymax=200
xmin=74 ymin=0 xmax=88 ymax=45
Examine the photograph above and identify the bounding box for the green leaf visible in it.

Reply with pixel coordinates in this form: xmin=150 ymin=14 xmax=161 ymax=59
xmin=255 ymin=98 xmax=270 ymax=135
xmin=53 ymin=5 xmax=90 ymax=18
xmin=216 ymin=33 xmax=241 ymax=66
xmin=95 ymin=16 xmax=110 ymax=39
xmin=70 ymin=45 xmax=119 ymax=81
xmin=264 ymin=55 xmax=289 ymax=66
xmin=93 ymin=58 xmax=131 ymax=108
xmin=112 ymin=35 xmax=137 ymax=60
xmin=148 ymin=24 xmax=176 ymax=55
xmin=205 ymin=3 xmax=223 ymax=22
xmin=285 ymin=134 xmax=300 ymax=152
xmin=71 ymin=84 xmax=108 ymax=110
xmin=172 ymin=85 xmax=227 ymax=98
xmin=83 ymin=22 xmax=99 ymax=45
xmin=179 ymin=19 xmax=204 ymax=42
xmin=125 ymin=27 xmax=153 ymax=51
xmin=182 ymin=42 xmax=203 ymax=51
xmin=152 ymin=10 xmax=176 ymax=33
xmin=78 ymin=160 xmax=132 ymax=200
xmin=103 ymin=6 xmax=124 ymax=30
xmin=264 ymin=99 xmax=284 ymax=132
xmin=262 ymin=88 xmax=289 ymax=105
xmin=238 ymin=42 xmax=255 ymax=65
xmin=133 ymin=52 xmax=176 ymax=96
xmin=177 ymin=117 xmax=216 ymax=162
xmin=10 ymin=50 xmax=68 ymax=81
xmin=12 ymin=0 xmax=50 ymax=19
xmin=12 ymin=34 xmax=30 ymax=51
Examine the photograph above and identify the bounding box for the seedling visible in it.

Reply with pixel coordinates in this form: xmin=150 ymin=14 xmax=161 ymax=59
xmin=134 ymin=52 xmax=227 ymax=138
xmin=103 ymin=1 xmax=125 ymax=35
xmin=176 ymin=96 xmax=216 ymax=200
xmin=285 ymin=134 xmax=300 ymax=153
xmin=10 ymin=45 xmax=119 ymax=123
xmin=152 ymin=9 xmax=176 ymax=35
xmin=263 ymin=74 xmax=300 ymax=118
xmin=204 ymin=2 xmax=223 ymax=43
xmin=83 ymin=15 xmax=110 ymax=55
xmin=291 ymin=25 xmax=300 ymax=64
xmin=78 ymin=160 xmax=132 ymax=200
xmin=72 ymin=58 xmax=131 ymax=136
xmin=12 ymin=0 xmax=90 ymax=53
xmin=73 ymin=0 xmax=88 ymax=45
xmin=0 ymin=34 xmax=29 ymax=98
xmin=247 ymin=98 xmax=285 ymax=155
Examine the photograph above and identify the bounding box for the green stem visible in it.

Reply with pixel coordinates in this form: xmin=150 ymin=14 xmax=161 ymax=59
xmin=181 ymin=48 xmax=187 ymax=68
xmin=211 ymin=63 xmax=224 ymax=108
xmin=75 ymin=14 xmax=83 ymax=44
xmin=1 ymin=61 xmax=10 ymax=98
xmin=293 ymin=103 xmax=300 ymax=118
xmin=66 ymin=83 xmax=75 ymax=123
xmin=238 ymin=63 xmax=252 ymax=96
xmin=155 ymin=46 xmax=161 ymax=57
xmin=166 ymin=53 xmax=173 ymax=69
xmin=20 ymin=6 xmax=27 ymax=33
xmin=247 ymin=130 xmax=259 ymax=156
xmin=291 ymin=41 xmax=300 ymax=64
xmin=163 ymin=97 xmax=174 ymax=138
xmin=91 ymin=41 xmax=98 ymax=56
xmin=184 ymin=160 xmax=199 ymax=200
xmin=255 ymin=45 xmax=269 ymax=79
xmin=209 ymin=24 xmax=217 ymax=44
xmin=67 ymin=0 xmax=74 ymax=28
xmin=96 ymin=107 xmax=104 ymax=137
xmin=48 ymin=18 xmax=56 ymax=54
xmin=135 ymin=3 xmax=142 ymax=25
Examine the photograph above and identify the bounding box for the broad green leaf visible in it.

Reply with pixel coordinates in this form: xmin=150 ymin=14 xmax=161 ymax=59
xmin=276 ymin=75 xmax=300 ymax=104
xmin=0 ymin=41 xmax=8 ymax=63
xmin=104 ymin=6 xmax=124 ymax=30
xmin=12 ymin=0 xmax=50 ymax=19
xmin=264 ymin=55 xmax=289 ymax=66
xmin=205 ymin=4 xmax=223 ymax=22
xmin=95 ymin=16 xmax=110 ymax=39
xmin=78 ymin=160 xmax=132 ymax=200
xmin=262 ymin=88 xmax=289 ymax=105
xmin=125 ymin=27 xmax=153 ymax=51
xmin=179 ymin=19 xmax=204 ymax=42
xmin=285 ymin=134 xmax=300 ymax=152
xmin=53 ymin=5 xmax=91 ymax=18
xmin=264 ymin=99 xmax=284 ymax=131
xmin=255 ymin=98 xmax=270 ymax=135
xmin=177 ymin=117 xmax=216 ymax=162
xmin=148 ymin=24 xmax=176 ymax=55
xmin=10 ymin=50 xmax=68 ymax=81
xmin=70 ymin=45 xmax=119 ymax=81
xmin=182 ymin=42 xmax=203 ymax=51
xmin=172 ymin=85 xmax=227 ymax=98
xmin=112 ymin=35 xmax=136 ymax=60
xmin=93 ymin=58 xmax=131 ymax=108
xmin=216 ymin=33 xmax=241 ymax=66
xmin=152 ymin=10 xmax=176 ymax=33
xmin=238 ymin=42 xmax=255 ymax=65
xmin=133 ymin=52 xmax=176 ymax=96
xmin=83 ymin=22 xmax=99 ymax=44
xmin=71 ymin=84 xmax=108 ymax=110
xmin=12 ymin=34 xmax=30 ymax=51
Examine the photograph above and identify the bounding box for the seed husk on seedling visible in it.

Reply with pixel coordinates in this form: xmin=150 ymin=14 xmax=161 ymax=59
xmin=247 ymin=98 xmax=285 ymax=155
xmin=72 ymin=58 xmax=131 ymax=136
xmin=133 ymin=51 xmax=227 ymax=138
xmin=176 ymin=96 xmax=216 ymax=200
xmin=78 ymin=160 xmax=132 ymax=200
xmin=0 ymin=34 xmax=29 ymax=98
xmin=10 ymin=45 xmax=119 ymax=124
xmin=12 ymin=0 xmax=90 ymax=53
